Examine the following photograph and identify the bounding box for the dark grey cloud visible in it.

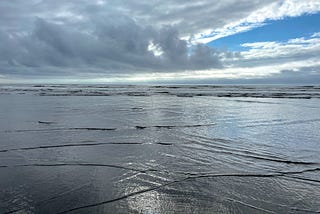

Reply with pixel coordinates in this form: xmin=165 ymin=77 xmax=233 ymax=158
xmin=263 ymin=67 xmax=320 ymax=84
xmin=153 ymin=67 xmax=320 ymax=84
xmin=0 ymin=13 xmax=226 ymax=78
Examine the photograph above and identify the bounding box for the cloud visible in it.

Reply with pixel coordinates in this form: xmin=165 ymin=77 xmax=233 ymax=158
xmin=0 ymin=15 xmax=226 ymax=79
xmin=0 ymin=0 xmax=319 ymax=83
xmin=311 ymin=32 xmax=320 ymax=37
xmin=176 ymin=69 xmax=320 ymax=84
xmin=194 ymin=0 xmax=320 ymax=43
xmin=1 ymin=1 xmax=318 ymax=43
xmin=235 ymin=35 xmax=320 ymax=68
xmin=0 ymin=1 xmax=280 ymax=40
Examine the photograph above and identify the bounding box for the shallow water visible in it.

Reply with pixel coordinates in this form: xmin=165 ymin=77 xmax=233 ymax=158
xmin=0 ymin=85 xmax=320 ymax=213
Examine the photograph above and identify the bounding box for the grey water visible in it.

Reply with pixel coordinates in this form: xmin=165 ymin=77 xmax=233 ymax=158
xmin=0 ymin=84 xmax=320 ymax=213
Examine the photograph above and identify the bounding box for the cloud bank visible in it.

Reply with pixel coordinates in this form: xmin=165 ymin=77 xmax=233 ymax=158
xmin=0 ymin=0 xmax=319 ymax=83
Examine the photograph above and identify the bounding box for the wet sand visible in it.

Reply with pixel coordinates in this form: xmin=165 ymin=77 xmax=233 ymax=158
xmin=0 ymin=85 xmax=320 ymax=213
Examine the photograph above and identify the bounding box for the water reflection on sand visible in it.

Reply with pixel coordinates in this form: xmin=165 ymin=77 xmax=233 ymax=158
xmin=0 ymin=85 xmax=320 ymax=213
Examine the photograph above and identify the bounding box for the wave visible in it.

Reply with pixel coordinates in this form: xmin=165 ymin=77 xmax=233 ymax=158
xmin=1 ymin=85 xmax=320 ymax=98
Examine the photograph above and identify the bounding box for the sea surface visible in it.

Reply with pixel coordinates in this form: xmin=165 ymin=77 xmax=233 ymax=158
xmin=0 ymin=84 xmax=320 ymax=214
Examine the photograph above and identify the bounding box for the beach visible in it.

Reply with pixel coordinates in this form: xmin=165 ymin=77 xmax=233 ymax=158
xmin=1 ymin=84 xmax=320 ymax=213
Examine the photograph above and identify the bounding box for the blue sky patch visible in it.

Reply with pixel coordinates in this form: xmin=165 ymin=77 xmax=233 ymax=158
xmin=207 ymin=12 xmax=320 ymax=51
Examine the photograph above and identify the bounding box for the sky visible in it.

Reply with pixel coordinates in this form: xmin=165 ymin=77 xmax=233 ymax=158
xmin=0 ymin=0 xmax=320 ymax=84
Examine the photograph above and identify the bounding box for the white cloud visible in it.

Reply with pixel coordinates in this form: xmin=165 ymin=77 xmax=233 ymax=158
xmin=240 ymin=36 xmax=320 ymax=60
xmin=193 ymin=0 xmax=320 ymax=43
xmin=311 ymin=32 xmax=320 ymax=37
xmin=148 ymin=41 xmax=164 ymax=57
